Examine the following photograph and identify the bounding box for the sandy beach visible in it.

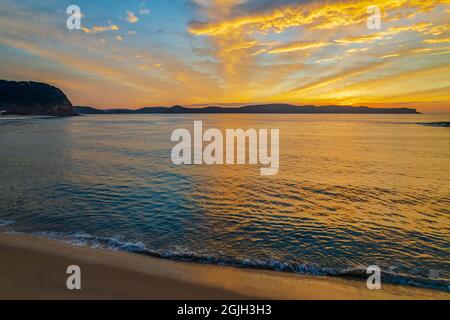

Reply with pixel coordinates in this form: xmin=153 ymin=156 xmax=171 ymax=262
xmin=0 ymin=232 xmax=448 ymax=300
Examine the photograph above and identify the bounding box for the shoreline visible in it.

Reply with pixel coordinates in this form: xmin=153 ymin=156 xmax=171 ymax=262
xmin=0 ymin=232 xmax=449 ymax=300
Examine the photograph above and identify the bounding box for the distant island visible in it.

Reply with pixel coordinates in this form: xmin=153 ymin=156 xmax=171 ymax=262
xmin=75 ymin=104 xmax=420 ymax=115
xmin=0 ymin=80 xmax=77 ymax=116
xmin=0 ymin=80 xmax=420 ymax=116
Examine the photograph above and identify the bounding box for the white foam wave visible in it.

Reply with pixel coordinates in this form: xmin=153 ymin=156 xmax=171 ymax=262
xmin=0 ymin=220 xmax=15 ymax=227
xmin=5 ymin=229 xmax=449 ymax=292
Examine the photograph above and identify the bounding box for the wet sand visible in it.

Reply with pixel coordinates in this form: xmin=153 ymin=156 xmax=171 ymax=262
xmin=0 ymin=232 xmax=448 ymax=300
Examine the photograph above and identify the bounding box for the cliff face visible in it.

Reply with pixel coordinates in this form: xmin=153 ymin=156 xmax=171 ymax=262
xmin=0 ymin=80 xmax=77 ymax=116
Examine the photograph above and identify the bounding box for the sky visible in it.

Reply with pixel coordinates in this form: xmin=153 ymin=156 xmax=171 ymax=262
xmin=0 ymin=0 xmax=449 ymax=112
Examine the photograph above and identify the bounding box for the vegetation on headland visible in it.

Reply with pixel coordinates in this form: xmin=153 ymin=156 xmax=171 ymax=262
xmin=0 ymin=80 xmax=77 ymax=116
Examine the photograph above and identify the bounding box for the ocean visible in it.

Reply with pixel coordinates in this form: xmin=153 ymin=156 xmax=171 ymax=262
xmin=0 ymin=114 xmax=449 ymax=291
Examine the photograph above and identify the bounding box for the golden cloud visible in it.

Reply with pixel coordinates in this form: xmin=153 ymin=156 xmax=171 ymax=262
xmin=82 ymin=25 xmax=119 ymax=34
xmin=126 ymin=11 xmax=139 ymax=24
xmin=335 ymin=34 xmax=385 ymax=44
xmin=267 ymin=41 xmax=331 ymax=54
xmin=424 ymin=37 xmax=450 ymax=44
xmin=189 ymin=0 xmax=448 ymax=37
xmin=380 ymin=54 xmax=401 ymax=59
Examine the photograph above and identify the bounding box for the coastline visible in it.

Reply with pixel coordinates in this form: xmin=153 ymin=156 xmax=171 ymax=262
xmin=0 ymin=232 xmax=448 ymax=300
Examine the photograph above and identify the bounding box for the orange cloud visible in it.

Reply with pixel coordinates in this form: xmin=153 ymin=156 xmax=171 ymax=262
xmin=380 ymin=54 xmax=401 ymax=59
xmin=126 ymin=11 xmax=139 ymax=24
xmin=267 ymin=41 xmax=331 ymax=54
xmin=424 ymin=37 xmax=450 ymax=44
xmin=82 ymin=24 xmax=119 ymax=34
xmin=189 ymin=0 xmax=448 ymax=36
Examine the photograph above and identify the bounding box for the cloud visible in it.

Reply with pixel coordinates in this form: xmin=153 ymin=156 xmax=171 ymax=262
xmin=191 ymin=0 xmax=246 ymax=19
xmin=186 ymin=0 xmax=450 ymax=110
xmin=264 ymin=20 xmax=447 ymax=55
xmin=188 ymin=0 xmax=447 ymax=36
xmin=315 ymin=56 xmax=344 ymax=64
xmin=0 ymin=1 xmax=227 ymax=107
xmin=422 ymin=23 xmax=450 ymax=36
xmin=140 ymin=8 xmax=150 ymax=14
xmin=346 ymin=48 xmax=369 ymax=53
xmin=335 ymin=34 xmax=385 ymax=44
xmin=380 ymin=54 xmax=400 ymax=59
xmin=430 ymin=50 xmax=450 ymax=55
xmin=278 ymin=60 xmax=389 ymax=97
xmin=267 ymin=41 xmax=331 ymax=54
xmin=126 ymin=11 xmax=139 ymax=23
xmin=82 ymin=24 xmax=119 ymax=34
xmin=412 ymin=46 xmax=450 ymax=54
xmin=334 ymin=22 xmax=441 ymax=45
xmin=138 ymin=63 xmax=162 ymax=71
xmin=315 ymin=65 xmax=450 ymax=108
xmin=424 ymin=37 xmax=450 ymax=44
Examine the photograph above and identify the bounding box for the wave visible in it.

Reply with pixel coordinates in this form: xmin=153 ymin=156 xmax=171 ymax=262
xmin=417 ymin=122 xmax=450 ymax=127
xmin=0 ymin=220 xmax=15 ymax=227
xmin=5 ymin=230 xmax=449 ymax=293
xmin=0 ymin=116 xmax=54 ymax=123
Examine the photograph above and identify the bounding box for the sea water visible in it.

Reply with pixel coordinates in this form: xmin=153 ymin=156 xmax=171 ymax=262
xmin=0 ymin=114 xmax=449 ymax=291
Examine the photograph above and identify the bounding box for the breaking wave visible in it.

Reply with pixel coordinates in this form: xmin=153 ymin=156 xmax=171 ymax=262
xmin=5 ymin=230 xmax=449 ymax=293
xmin=0 ymin=220 xmax=15 ymax=227
xmin=417 ymin=122 xmax=450 ymax=127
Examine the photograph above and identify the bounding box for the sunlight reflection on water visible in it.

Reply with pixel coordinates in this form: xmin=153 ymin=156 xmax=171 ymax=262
xmin=0 ymin=114 xmax=449 ymax=290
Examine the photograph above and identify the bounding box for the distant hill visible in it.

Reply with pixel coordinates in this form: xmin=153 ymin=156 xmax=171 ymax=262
xmin=75 ymin=104 xmax=420 ymax=115
xmin=73 ymin=106 xmax=167 ymax=114
xmin=134 ymin=107 xmax=168 ymax=114
xmin=73 ymin=106 xmax=104 ymax=114
xmin=164 ymin=104 xmax=420 ymax=114
xmin=0 ymin=80 xmax=77 ymax=116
